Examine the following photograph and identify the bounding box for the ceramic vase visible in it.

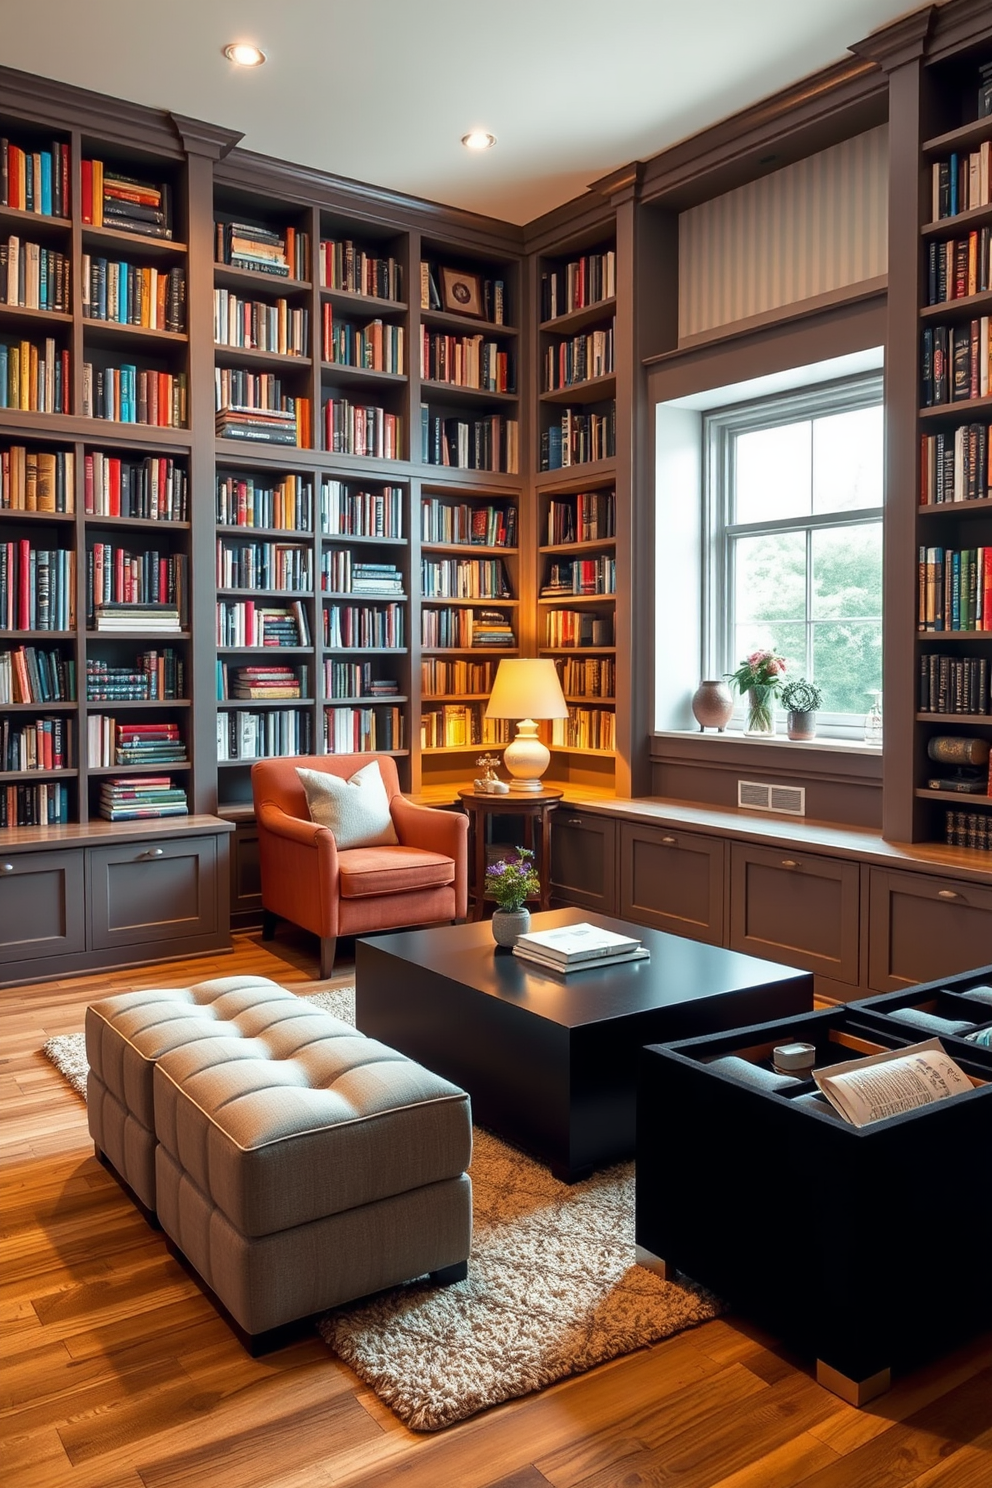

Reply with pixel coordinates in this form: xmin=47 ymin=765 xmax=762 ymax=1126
xmin=745 ymin=685 xmax=775 ymax=735
xmin=787 ymin=710 xmax=817 ymax=741
xmin=491 ymin=907 xmax=531 ymax=947
xmin=691 ymin=679 xmax=734 ymax=732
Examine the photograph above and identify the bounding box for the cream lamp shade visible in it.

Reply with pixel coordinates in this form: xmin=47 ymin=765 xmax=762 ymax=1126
xmin=484 ymin=658 xmax=568 ymax=792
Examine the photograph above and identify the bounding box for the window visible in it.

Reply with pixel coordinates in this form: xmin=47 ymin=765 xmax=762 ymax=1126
xmin=704 ymin=374 xmax=883 ymax=735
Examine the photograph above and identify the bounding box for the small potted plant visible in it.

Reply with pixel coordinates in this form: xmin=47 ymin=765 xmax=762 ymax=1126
xmin=726 ymin=649 xmax=787 ymax=735
xmin=781 ymin=677 xmax=823 ymax=740
xmin=486 ymin=847 xmax=540 ymax=947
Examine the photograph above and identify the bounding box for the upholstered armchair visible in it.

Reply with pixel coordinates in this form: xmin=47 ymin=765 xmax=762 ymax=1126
xmin=251 ymin=753 xmax=468 ymax=977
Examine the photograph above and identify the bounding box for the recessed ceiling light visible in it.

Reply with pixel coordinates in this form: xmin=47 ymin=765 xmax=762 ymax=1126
xmin=461 ymin=131 xmax=497 ymax=151
xmin=224 ymin=43 xmax=266 ymax=67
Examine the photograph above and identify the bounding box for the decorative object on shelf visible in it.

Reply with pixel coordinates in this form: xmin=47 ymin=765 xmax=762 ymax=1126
xmin=474 ymin=754 xmax=509 ymax=793
xmin=690 ymin=679 xmax=734 ymax=732
xmin=726 ymin=650 xmax=786 ymax=736
xmin=484 ymin=658 xmax=569 ymax=791
xmin=440 ymin=267 xmax=483 ymax=318
xmin=864 ymin=690 xmax=884 ymax=747
xmin=781 ymin=678 xmax=822 ymax=741
xmin=486 ymin=847 xmax=539 ymax=946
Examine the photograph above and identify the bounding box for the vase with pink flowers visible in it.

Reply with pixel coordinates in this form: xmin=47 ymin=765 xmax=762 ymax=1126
xmin=726 ymin=649 xmax=787 ymax=735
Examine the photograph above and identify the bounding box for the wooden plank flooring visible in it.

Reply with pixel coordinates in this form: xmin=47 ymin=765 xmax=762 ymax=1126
xmin=2 ymin=929 xmax=990 ymax=1488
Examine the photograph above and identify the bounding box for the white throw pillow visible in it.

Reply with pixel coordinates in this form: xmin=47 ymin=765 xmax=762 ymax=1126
xmin=296 ymin=761 xmax=399 ymax=850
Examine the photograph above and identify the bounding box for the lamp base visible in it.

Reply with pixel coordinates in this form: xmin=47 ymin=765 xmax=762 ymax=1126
xmin=502 ymin=721 xmax=551 ymax=793
xmin=508 ymin=778 xmax=546 ymax=793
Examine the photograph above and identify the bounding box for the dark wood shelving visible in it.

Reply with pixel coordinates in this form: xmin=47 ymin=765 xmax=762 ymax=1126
xmin=420 ymin=309 xmax=517 ymax=338
xmin=0 ymin=304 xmax=72 ymax=326
xmin=540 ymin=297 xmax=617 ymax=336
xmin=921 ymin=201 xmax=992 ymax=237
xmin=923 ymin=114 xmax=992 ymax=156
xmin=213 ymin=264 xmax=311 ymax=295
xmin=917 ymin=712 xmax=991 ymax=723
xmin=420 ymin=379 xmax=517 ymax=405
xmin=320 ymin=287 xmax=406 ymax=317
xmin=918 ymin=497 xmax=992 ymax=515
xmin=919 ymin=289 xmax=992 ymax=322
xmin=83 ymin=224 xmax=187 ymax=257
xmin=919 ymin=393 xmax=992 ymax=421
xmin=0 ymin=767 xmax=78 ymax=781
xmin=0 ymin=205 xmax=72 ymax=234
xmin=214 ymin=344 xmax=311 ymax=369
xmin=82 ymin=320 xmax=187 ymax=345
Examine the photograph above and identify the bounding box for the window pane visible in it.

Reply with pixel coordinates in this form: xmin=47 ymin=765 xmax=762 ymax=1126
xmin=734 ymin=421 xmax=811 ymax=524
xmin=811 ymin=620 xmax=882 ymax=714
xmin=734 ymin=531 xmax=806 ymax=624
xmin=812 ymin=405 xmax=884 ymax=514
xmin=811 ymin=524 xmax=883 ymax=620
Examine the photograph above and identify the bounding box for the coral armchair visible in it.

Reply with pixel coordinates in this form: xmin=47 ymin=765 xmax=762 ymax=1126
xmin=251 ymin=754 xmax=468 ymax=977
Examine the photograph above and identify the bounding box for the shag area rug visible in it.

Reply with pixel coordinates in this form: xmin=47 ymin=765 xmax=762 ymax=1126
xmin=43 ymin=982 xmax=721 ymax=1432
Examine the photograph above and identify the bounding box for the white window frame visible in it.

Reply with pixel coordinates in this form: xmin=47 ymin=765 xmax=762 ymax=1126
xmin=702 ymin=372 xmax=884 ymax=740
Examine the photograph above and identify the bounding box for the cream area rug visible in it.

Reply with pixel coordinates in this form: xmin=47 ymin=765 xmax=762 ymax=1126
xmin=42 ymin=983 xmax=721 ymax=1432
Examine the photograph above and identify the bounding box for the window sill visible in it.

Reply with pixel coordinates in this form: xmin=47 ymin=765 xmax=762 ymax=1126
xmin=651 ymin=729 xmax=883 ymax=784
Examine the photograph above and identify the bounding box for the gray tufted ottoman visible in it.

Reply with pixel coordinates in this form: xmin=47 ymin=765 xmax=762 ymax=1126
xmin=85 ymin=975 xmax=472 ymax=1351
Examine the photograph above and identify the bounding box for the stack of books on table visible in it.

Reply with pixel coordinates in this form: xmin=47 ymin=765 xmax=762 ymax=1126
xmin=512 ymin=922 xmax=648 ymax=974
xmin=99 ymin=776 xmax=188 ymax=822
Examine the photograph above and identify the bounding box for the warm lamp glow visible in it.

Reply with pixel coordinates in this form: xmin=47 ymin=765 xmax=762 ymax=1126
xmin=224 ymin=42 xmax=266 ymax=67
xmin=461 ymin=130 xmax=497 ymax=151
xmin=485 ymin=659 xmax=568 ymax=792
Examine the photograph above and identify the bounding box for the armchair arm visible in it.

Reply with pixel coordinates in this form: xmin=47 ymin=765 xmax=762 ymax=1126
xmin=256 ymin=801 xmax=341 ymax=937
xmin=391 ymin=796 xmax=468 ymax=919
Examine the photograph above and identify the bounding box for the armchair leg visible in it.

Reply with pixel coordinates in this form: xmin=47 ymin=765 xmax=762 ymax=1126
xmin=261 ymin=909 xmax=277 ymax=941
xmin=319 ymin=936 xmax=337 ymax=979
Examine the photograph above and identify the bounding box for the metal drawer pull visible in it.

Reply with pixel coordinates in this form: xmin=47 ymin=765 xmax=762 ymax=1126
xmin=139 ymin=847 xmax=165 ymax=859
xmin=566 ymin=818 xmax=584 ymax=825
xmin=661 ymin=836 xmax=676 ymax=845
xmin=0 ymin=862 xmax=13 ymax=874
xmin=781 ymin=859 xmax=799 ymax=868
xmin=938 ymin=889 xmax=959 ymax=900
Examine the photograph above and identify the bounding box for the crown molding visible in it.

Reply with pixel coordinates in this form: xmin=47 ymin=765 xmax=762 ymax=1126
xmin=169 ymin=115 xmax=242 ymax=161
xmin=849 ymin=5 xmax=937 ymax=72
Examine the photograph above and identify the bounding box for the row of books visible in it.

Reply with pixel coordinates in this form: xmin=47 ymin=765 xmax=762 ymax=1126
xmin=214 ymin=291 xmax=308 ymax=356
xmin=0 ymin=139 xmax=70 ymax=217
xmin=1 ymin=238 xmax=70 ymax=313
xmin=420 ymin=332 xmax=513 ymax=392
xmin=512 ymin=921 xmax=647 ymax=975
xmin=421 ymin=606 xmax=514 ymax=649
xmin=548 ymin=707 xmax=616 ymax=752
xmin=542 ymin=325 xmax=614 ymax=391
xmin=218 ymin=663 xmax=305 ymax=701
xmin=420 ymin=499 xmax=516 ymax=549
xmin=82 ymin=363 xmax=187 ymax=427
xmin=320 ymin=241 xmax=401 ymax=300
xmin=919 ymin=424 xmax=990 ymax=504
xmin=87 ymin=718 xmax=186 ymax=770
xmin=420 ymin=263 xmax=506 ymax=325
xmin=214 ymin=366 xmax=302 ymax=416
xmin=544 ymin=608 xmax=613 ymax=648
xmin=323 ymin=661 xmax=399 ymax=700
xmin=541 ymin=556 xmax=616 ymax=596
xmin=85 ymin=453 xmax=188 ymax=522
xmin=321 ymin=554 xmax=403 ymax=595
xmin=558 ymin=655 xmax=615 ymax=698
xmin=919 ymin=654 xmax=989 ymax=715
xmin=0 ymin=644 xmax=75 ymax=703
xmin=0 ymin=543 xmax=75 ymax=631
xmin=1 ymin=779 xmax=69 ymax=826
xmin=1 ymin=715 xmax=70 ymax=773
xmin=324 ymin=602 xmax=404 ymax=649
xmin=86 ymin=649 xmax=185 ymax=701
xmin=921 ymin=320 xmax=991 ymax=406
xmin=0 ymin=337 xmax=70 ymax=413
xmin=82 ymin=163 xmax=173 ymax=239
xmin=420 ymin=705 xmax=510 ymax=749
xmin=420 ymin=557 xmax=511 ymax=600
xmin=320 ymin=480 xmax=403 ymax=538
xmin=215 ymin=539 xmax=313 ymax=593
xmin=216 ymin=473 xmax=312 ymax=532
xmin=545 ymin=491 xmax=616 ymax=545
xmin=325 ymin=311 xmax=404 ymax=373
xmin=420 ymin=657 xmax=497 ymax=696
xmin=945 ymin=809 xmax=992 ymax=851
xmin=324 ymin=399 xmax=402 ymax=459
xmin=918 ymin=546 xmax=992 ymax=632
xmin=215 ymin=600 xmax=310 ymax=649
xmin=324 ymin=704 xmax=404 ymax=753
xmin=99 ymin=776 xmax=187 ymax=822
xmin=540 ymin=253 xmax=616 ymax=322
xmin=93 ymin=602 xmax=182 ymax=634
xmin=218 ymin=708 xmax=312 ymax=761
xmin=82 ymin=258 xmax=185 ymax=332
xmin=931 ymin=141 xmax=991 ymax=221
xmin=541 ymin=406 xmax=616 ymax=470
xmin=420 ymin=408 xmax=519 ymax=473
xmin=216 ymin=221 xmax=308 ymax=280
xmin=86 ymin=547 xmax=187 ymax=622
xmin=2 ymin=446 xmax=73 ymax=513
xmin=925 ymin=230 xmax=991 ymax=306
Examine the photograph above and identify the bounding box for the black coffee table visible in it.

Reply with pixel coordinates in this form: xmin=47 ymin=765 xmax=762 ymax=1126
xmin=356 ymin=908 xmax=812 ymax=1180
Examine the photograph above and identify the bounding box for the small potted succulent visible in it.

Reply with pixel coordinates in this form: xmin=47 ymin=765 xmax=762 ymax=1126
xmin=780 ymin=677 xmax=823 ymax=741
xmin=486 ymin=847 xmax=540 ymax=947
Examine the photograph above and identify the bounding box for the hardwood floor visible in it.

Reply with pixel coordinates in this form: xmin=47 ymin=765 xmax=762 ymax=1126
xmin=2 ymin=929 xmax=990 ymax=1488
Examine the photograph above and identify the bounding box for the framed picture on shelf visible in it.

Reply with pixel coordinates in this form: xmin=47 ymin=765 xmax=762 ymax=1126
xmin=441 ymin=267 xmax=483 ymax=318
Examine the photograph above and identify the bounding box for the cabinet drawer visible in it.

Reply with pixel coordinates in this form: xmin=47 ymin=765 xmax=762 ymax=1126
xmin=87 ymin=836 xmax=219 ymax=950
xmin=619 ymin=823 xmax=725 ymax=944
xmin=867 ymin=868 xmax=992 ymax=992
xmin=0 ymin=849 xmax=86 ymax=967
xmin=550 ymin=811 xmax=617 ymax=913
xmin=729 ymin=843 xmax=860 ymax=983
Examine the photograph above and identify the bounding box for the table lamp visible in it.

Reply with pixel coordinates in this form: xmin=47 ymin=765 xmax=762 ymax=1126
xmin=484 ymin=658 xmax=569 ymax=792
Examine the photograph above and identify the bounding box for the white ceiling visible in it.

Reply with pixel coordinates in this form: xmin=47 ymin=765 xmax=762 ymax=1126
xmin=1 ymin=0 xmax=917 ymax=225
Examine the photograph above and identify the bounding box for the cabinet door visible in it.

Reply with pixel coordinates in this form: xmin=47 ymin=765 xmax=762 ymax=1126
xmin=619 ymin=823 xmax=725 ymax=944
xmin=230 ymin=821 xmax=263 ymax=926
xmin=550 ymin=811 xmax=617 ymax=913
xmin=87 ymin=835 xmax=220 ymax=950
xmin=0 ymin=849 xmax=86 ymax=970
xmin=868 ymin=868 xmax=992 ymax=991
xmin=729 ymin=843 xmax=860 ymax=983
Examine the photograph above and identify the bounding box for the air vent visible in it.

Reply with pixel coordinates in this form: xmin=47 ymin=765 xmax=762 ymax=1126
xmin=737 ymin=780 xmax=806 ymax=815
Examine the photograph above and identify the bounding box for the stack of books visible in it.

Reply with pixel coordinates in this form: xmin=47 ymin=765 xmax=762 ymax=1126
xmin=513 ymin=922 xmax=648 ymax=974
xmin=472 ymin=608 xmax=516 ymax=646
xmin=215 ymin=404 xmax=298 ymax=445
xmin=351 ymin=563 xmax=403 ymax=595
xmin=94 ymin=602 xmax=182 ymax=634
xmin=229 ymin=664 xmax=302 ymax=700
xmin=99 ymin=776 xmax=188 ymax=821
xmin=82 ymin=163 xmax=172 ymax=239
xmin=217 ymin=221 xmax=291 ymax=277
xmin=114 ymin=721 xmax=187 ymax=768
